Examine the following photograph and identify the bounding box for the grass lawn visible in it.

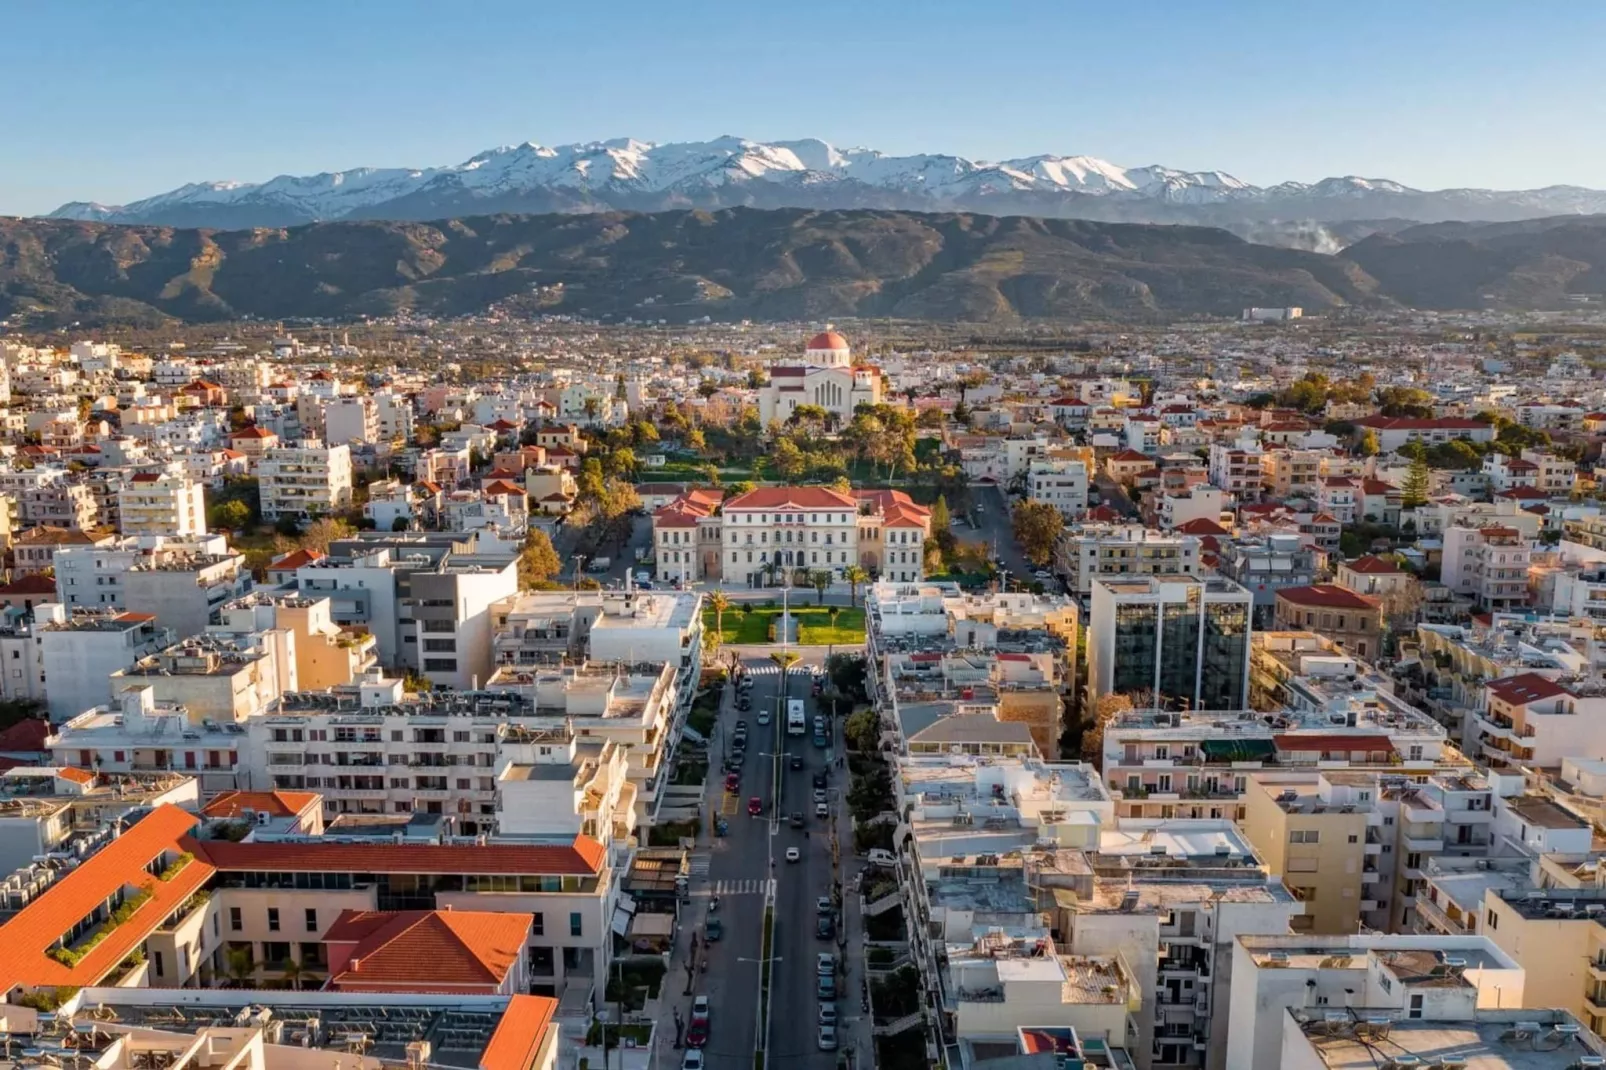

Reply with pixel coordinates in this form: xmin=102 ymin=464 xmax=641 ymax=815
xmin=703 ymin=606 xmax=865 ymax=646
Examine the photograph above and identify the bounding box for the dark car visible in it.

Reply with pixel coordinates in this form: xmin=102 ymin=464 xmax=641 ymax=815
xmin=790 ymin=812 xmax=805 ymax=829
xmin=790 ymin=754 xmax=804 ymax=771
xmin=816 ymin=915 xmax=834 ymax=939
xmin=812 ymin=771 xmax=827 ymax=789
xmin=736 ymin=698 xmax=752 ymax=712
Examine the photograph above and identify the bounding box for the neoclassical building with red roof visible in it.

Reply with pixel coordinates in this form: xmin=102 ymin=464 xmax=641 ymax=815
xmin=653 ymin=484 xmax=931 ymax=587
xmin=756 ymin=330 xmax=885 ymax=427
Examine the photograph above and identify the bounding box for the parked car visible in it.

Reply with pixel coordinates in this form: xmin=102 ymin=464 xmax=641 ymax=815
xmin=816 ymin=897 xmax=833 ymax=916
xmin=724 ymin=773 xmax=740 ymax=793
xmin=812 ymin=771 xmax=827 ymax=789
xmin=866 ymin=848 xmax=897 ymax=868
xmin=817 ymin=1025 xmax=838 ymax=1051
xmin=818 ymin=1004 xmax=837 ymax=1026
xmin=813 ymin=789 xmax=827 ymax=804
xmin=816 ymin=975 xmax=836 ymax=1000
xmin=815 ymin=801 xmax=829 ymax=818
xmin=683 ymin=1050 xmax=704 ymax=1069
xmin=705 ymin=917 xmax=723 ymax=941
xmin=692 ymin=995 xmax=711 ymax=1020
xmin=816 ymin=915 xmax=834 ymax=939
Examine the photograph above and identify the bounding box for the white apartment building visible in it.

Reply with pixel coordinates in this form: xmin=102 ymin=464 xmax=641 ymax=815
xmin=1208 ymin=435 xmax=1265 ymax=500
xmin=1226 ymin=934 xmax=1524 ymax=1070
xmin=1443 ymin=523 xmax=1531 ymax=611
xmin=36 ymin=603 xmax=177 ymax=721
xmin=374 ymin=388 xmax=416 ymax=442
xmin=117 ymin=469 xmax=207 ymax=537
xmin=1054 ymin=525 xmax=1201 ymax=597
xmin=49 ymin=685 xmax=245 ymax=796
xmin=1155 ymin=484 xmax=1225 ymax=531
xmin=1026 ymin=457 xmax=1089 ymax=518
xmin=323 ymin=395 xmax=379 ymax=446
xmin=258 ymin=441 xmax=353 ymax=522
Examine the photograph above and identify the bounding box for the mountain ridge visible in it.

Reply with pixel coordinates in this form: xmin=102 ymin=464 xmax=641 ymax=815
xmin=5 ymin=207 xmax=1606 ymax=329
xmin=46 ymin=136 xmax=1606 ymax=235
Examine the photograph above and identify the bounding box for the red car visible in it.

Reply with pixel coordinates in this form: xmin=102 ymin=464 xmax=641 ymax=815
xmin=686 ymin=1021 xmax=709 ymax=1048
xmin=747 ymin=796 xmax=763 ymax=816
xmin=724 ymin=773 xmax=740 ymax=793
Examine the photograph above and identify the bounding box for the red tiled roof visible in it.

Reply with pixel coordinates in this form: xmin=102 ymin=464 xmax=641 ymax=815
xmin=184 ymin=834 xmax=606 ymax=876
xmin=1173 ymin=518 xmax=1229 ymax=536
xmin=269 ymin=548 xmax=327 ymax=571
xmin=726 ymin=487 xmax=857 ymax=510
xmin=807 ymin=331 xmax=850 ymax=351
xmin=1108 ymin=449 xmax=1152 ymax=462
xmin=1486 ymin=673 xmax=1572 ymax=705
xmin=1276 ymin=584 xmax=1380 ymax=610
xmin=0 ymin=805 xmax=211 ymax=992
xmin=0 ymin=718 xmax=51 ymax=752
xmin=481 ymin=996 xmax=559 ymax=1070
xmin=130 ymin=472 xmax=163 ymax=483
xmin=54 ymin=767 xmax=96 ymax=785
xmin=0 ymin=574 xmax=61 ymax=596
xmin=483 ymin=480 xmax=525 ymax=496
xmin=1344 ymin=555 xmax=1401 ymax=574
xmin=202 ymin=790 xmax=320 ymax=820
xmin=229 ymin=425 xmax=276 ymax=439
xmin=1496 ymin=486 xmax=1549 ymax=500
xmin=325 ymin=909 xmax=531 ymax=991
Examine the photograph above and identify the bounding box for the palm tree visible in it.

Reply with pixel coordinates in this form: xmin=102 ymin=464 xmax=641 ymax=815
xmin=708 ymin=590 xmax=730 ymax=644
xmin=843 ymin=565 xmax=869 ymax=608
xmin=225 ymin=947 xmax=255 ymax=988
xmin=811 ymin=570 xmax=832 ymax=605
xmin=278 ymin=958 xmax=306 ymax=991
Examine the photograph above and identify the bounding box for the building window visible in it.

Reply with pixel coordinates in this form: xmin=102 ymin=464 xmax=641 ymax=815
xmin=230 ymin=907 xmax=242 ymax=932
xmin=267 ymin=908 xmax=280 ymax=932
xmin=533 ymin=912 xmax=544 ymax=936
xmin=570 ymin=912 xmax=582 ymax=937
xmin=305 ymin=908 xmax=318 ymax=932
xmin=1289 ymin=830 xmax=1319 ymax=844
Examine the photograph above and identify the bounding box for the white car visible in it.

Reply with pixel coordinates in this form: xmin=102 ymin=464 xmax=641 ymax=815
xmin=785 ymin=847 xmax=801 ymax=863
xmin=815 ymin=802 xmax=829 ymax=818
xmin=682 ymin=1051 xmax=704 ymax=1070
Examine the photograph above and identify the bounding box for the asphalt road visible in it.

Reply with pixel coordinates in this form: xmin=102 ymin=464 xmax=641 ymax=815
xmin=970 ymin=484 xmax=1040 ymax=583
xmin=694 ymin=656 xmax=842 ymax=1070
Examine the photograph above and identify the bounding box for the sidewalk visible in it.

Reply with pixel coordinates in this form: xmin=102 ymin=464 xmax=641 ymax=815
xmin=834 ymin=757 xmax=871 ymax=1070
xmin=647 ymin=673 xmax=729 ymax=1070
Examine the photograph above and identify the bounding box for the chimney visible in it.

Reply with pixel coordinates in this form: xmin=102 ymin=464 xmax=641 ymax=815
xmin=349 ymin=957 xmax=361 ymax=972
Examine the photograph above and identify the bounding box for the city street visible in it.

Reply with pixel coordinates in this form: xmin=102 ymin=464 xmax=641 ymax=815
xmin=970 ymin=483 xmax=1039 ymax=583
xmin=682 ymin=652 xmax=850 ymax=1070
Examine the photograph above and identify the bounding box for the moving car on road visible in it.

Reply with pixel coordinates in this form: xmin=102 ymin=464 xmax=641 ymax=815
xmin=785 ymin=847 xmax=801 ymax=863
xmin=747 ymin=796 xmax=763 ymax=816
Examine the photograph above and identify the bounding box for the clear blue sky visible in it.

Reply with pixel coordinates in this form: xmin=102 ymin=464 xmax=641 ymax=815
xmin=5 ymin=0 xmax=1602 ymax=216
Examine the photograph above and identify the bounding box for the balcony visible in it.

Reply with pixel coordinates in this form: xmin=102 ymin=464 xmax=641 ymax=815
xmin=1403 ymin=832 xmax=1445 ymax=853
xmin=1588 ymin=957 xmax=1606 ymax=983
xmin=1360 ymin=866 xmax=1381 ymax=885
xmin=1413 ymin=895 xmax=1472 ymax=936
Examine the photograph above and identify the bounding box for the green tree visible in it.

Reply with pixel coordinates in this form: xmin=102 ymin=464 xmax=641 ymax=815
xmin=708 ymin=590 xmax=730 ymax=641
xmin=631 ymin=421 xmax=660 ymax=447
xmin=1011 ymin=501 xmax=1065 ymax=568
xmin=518 ymin=529 xmax=564 ymax=588
xmin=209 ymin=500 xmax=251 ymax=531
xmin=1376 ymin=386 xmax=1435 ymax=418
xmin=1401 ymin=452 xmax=1431 ymax=508
xmin=810 ymin=569 xmax=832 ymax=605
xmin=843 ymin=709 xmax=879 ymax=752
xmin=607 ymin=447 xmax=638 ymax=479
xmin=772 ymin=438 xmax=806 ymax=480
xmin=1357 ymin=428 xmax=1381 ymax=458
xmin=843 ymin=565 xmax=869 ymax=607
xmin=702 ymin=463 xmax=722 ymax=488
xmin=582 ymin=396 xmax=602 ymax=423
xmin=687 ymin=428 xmax=707 ymax=454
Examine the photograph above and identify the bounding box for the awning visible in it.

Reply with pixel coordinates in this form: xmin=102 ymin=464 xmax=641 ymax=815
xmin=1198 ymin=738 xmax=1276 ymax=762
xmin=610 ymin=894 xmax=638 ymax=937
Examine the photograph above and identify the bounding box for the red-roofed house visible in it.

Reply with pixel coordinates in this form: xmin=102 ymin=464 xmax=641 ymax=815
xmin=324 ymin=909 xmax=532 ymax=994
xmin=1476 ymin=673 xmax=1606 ymax=768
xmin=1274 ymin=585 xmax=1384 ymax=658
xmin=1350 ymin=416 xmax=1495 ymax=452
xmin=201 ymin=790 xmax=324 ymax=835
xmin=1336 ymin=555 xmax=1412 ymax=597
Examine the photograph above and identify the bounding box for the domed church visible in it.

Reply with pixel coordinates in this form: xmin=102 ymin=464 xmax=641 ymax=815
xmin=757 ymin=329 xmax=885 ymax=426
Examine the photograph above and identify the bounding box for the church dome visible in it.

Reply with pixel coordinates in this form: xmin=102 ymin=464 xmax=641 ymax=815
xmin=806 ymin=331 xmax=850 ymax=353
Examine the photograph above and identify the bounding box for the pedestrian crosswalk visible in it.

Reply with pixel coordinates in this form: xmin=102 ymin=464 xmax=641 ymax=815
xmin=688 ymin=854 xmax=711 ymax=879
xmin=708 ymin=878 xmax=776 ymax=896
xmin=738 ymin=664 xmax=816 ymax=678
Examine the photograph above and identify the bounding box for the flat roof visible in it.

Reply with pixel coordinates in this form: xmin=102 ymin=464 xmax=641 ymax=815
xmin=1295 ymin=1012 xmax=1603 ymax=1069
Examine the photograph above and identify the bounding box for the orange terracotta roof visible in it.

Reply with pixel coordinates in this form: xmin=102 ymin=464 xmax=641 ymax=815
xmin=326 ymin=909 xmax=530 ymax=991
xmin=268 ymin=548 xmax=327 ymax=571
xmin=54 ymin=767 xmax=96 ymax=785
xmin=483 ymin=480 xmax=525 ymax=496
xmin=0 ymin=805 xmax=211 ymax=993
xmin=185 ymin=834 xmax=605 ymax=876
xmin=480 ymin=995 xmax=559 ymax=1070
xmin=0 ymin=574 xmax=61 ymax=596
xmin=202 ymin=789 xmax=319 ymax=820
xmin=1344 ymin=555 xmax=1401 ymax=574
xmin=725 ymin=487 xmax=857 ymax=510
xmin=230 ymin=425 xmax=277 ymax=439
xmin=1173 ymin=518 xmax=1230 ymax=536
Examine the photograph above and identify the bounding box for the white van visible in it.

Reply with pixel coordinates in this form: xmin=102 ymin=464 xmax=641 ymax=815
xmin=865 ymin=849 xmax=897 ymax=868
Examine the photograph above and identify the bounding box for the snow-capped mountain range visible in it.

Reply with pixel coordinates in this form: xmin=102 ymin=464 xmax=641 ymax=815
xmin=45 ymin=136 xmax=1606 ymax=234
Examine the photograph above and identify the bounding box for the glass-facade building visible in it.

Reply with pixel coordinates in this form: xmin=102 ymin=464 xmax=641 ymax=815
xmin=1092 ymin=575 xmax=1253 ymax=711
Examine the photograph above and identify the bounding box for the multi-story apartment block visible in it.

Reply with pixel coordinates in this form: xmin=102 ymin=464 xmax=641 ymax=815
xmin=1443 ymin=524 xmax=1532 ymax=611
xmin=49 ymin=684 xmax=246 ymax=796
xmin=374 ymin=387 xmax=416 ymax=442
xmin=218 ymin=591 xmax=379 ymax=690
xmin=293 ymin=533 xmax=517 ymax=689
xmin=322 ymin=394 xmax=379 ymax=446
xmin=1026 ymin=457 xmax=1089 ymax=518
xmin=1055 ymin=525 xmax=1201 ymax=597
xmin=1208 ymin=436 xmax=1265 ymax=500
xmin=37 ymin=603 xmax=177 ymax=721
xmin=258 ymin=441 xmax=353 ymax=522
xmin=1154 ymin=483 xmax=1226 ymax=531
xmin=1226 ymin=934 xmax=1525 ymax=1070
xmin=1087 ymin=575 xmax=1253 ymax=710
xmin=1214 ymin=533 xmax=1322 ymax=625
xmin=112 ymin=631 xmax=289 ymax=724
xmin=117 ymin=468 xmax=207 ymax=537
xmin=1240 ymin=772 xmax=1376 ymax=934
xmin=1259 ymin=447 xmax=1325 ymax=499
xmin=1479 ymin=888 xmax=1606 ymax=1034
xmin=1473 ymin=671 xmax=1606 ymax=770
xmin=1349 ymin=415 xmax=1495 ymax=452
